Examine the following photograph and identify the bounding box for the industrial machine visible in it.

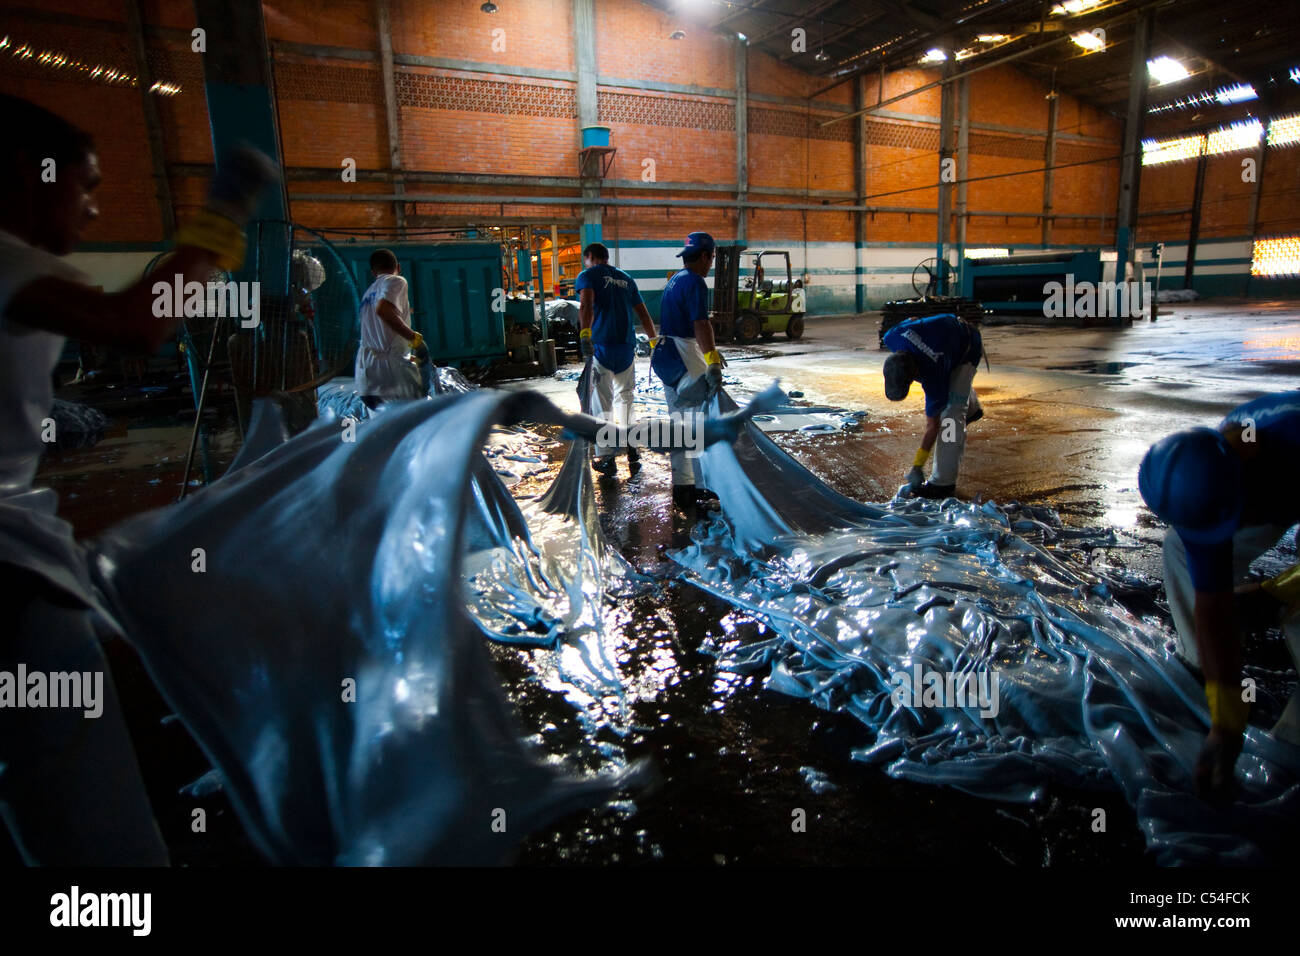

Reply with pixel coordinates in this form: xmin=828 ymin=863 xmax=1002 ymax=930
xmin=957 ymin=249 xmax=1108 ymax=313
xmin=878 ymin=255 xmax=987 ymax=348
xmin=710 ymin=245 xmax=807 ymax=344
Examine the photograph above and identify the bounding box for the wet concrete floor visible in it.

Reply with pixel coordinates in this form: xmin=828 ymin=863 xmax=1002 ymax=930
xmin=17 ymin=299 xmax=1300 ymax=866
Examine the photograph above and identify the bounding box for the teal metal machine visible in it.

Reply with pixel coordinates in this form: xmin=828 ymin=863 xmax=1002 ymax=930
xmin=958 ymin=250 xmax=1105 ymax=313
xmin=335 ymin=243 xmax=508 ymax=367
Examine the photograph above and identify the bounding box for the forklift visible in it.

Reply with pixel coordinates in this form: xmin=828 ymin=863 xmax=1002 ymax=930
xmin=710 ymin=245 xmax=806 ymax=344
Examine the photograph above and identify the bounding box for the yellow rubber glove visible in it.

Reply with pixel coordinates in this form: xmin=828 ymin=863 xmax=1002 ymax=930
xmin=1261 ymin=564 xmax=1300 ymax=606
xmin=1205 ymin=680 xmax=1249 ymax=735
xmin=408 ymin=331 xmax=424 ymax=351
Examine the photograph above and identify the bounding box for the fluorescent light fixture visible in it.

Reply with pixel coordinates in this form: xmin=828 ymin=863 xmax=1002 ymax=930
xmin=1216 ymin=83 xmax=1257 ymax=104
xmin=964 ymin=248 xmax=1010 ymax=258
xmin=1071 ymin=31 xmax=1104 ymax=52
xmin=736 ymin=32 xmax=747 ymax=41
xmin=1150 ymin=82 xmax=1257 ymax=113
xmin=919 ymin=48 xmax=947 ymax=64
xmin=1290 ymin=66 xmax=1299 ymax=83
xmin=1148 ymin=56 xmax=1190 ymax=85
xmin=1050 ymin=0 xmax=1100 ymax=14
xmin=955 ymin=48 xmax=977 ymax=60
xmin=975 ymin=34 xmax=1009 ymax=43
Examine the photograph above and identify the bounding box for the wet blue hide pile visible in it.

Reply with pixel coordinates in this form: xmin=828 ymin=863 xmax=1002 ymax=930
xmin=668 ymin=392 xmax=1299 ymax=865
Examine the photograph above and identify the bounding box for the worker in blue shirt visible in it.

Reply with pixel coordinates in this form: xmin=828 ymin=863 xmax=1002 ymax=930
xmin=1139 ymin=391 xmax=1300 ymax=805
xmin=882 ymin=313 xmax=984 ymax=498
xmin=576 ymin=242 xmax=658 ymax=476
xmin=651 ymin=231 xmax=726 ymax=512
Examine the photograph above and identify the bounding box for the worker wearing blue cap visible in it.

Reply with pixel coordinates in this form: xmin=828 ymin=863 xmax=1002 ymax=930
xmin=1139 ymin=390 xmax=1300 ymax=805
xmin=651 ymin=231 xmax=726 ymax=512
xmin=882 ymin=313 xmax=984 ymax=498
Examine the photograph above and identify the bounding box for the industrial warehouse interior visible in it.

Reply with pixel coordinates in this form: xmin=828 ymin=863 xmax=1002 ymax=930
xmin=1 ymin=0 xmax=1298 ymax=924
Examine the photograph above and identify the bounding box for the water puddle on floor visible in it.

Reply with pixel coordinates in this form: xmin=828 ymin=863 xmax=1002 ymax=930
xmin=1044 ymin=360 xmax=1143 ymax=374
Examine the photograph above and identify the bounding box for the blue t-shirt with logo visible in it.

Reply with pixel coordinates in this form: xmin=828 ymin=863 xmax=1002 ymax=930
xmin=659 ymin=269 xmax=709 ymax=339
xmin=1181 ymin=390 xmax=1300 ymax=591
xmin=575 ymin=263 xmax=642 ymax=374
xmin=882 ymin=313 xmax=982 ymax=416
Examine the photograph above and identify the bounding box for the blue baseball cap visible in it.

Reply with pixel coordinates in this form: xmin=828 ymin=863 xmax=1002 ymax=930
xmin=675 ymin=232 xmax=716 ymax=258
xmin=1138 ymin=427 xmax=1243 ymax=544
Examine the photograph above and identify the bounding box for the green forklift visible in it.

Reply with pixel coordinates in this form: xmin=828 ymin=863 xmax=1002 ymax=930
xmin=711 ymin=245 xmax=806 ymax=344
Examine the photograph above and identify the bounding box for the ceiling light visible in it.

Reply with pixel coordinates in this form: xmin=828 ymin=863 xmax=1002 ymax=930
xmin=1216 ymin=83 xmax=1257 ymax=105
xmin=1051 ymin=0 xmax=1100 ymax=14
xmin=814 ymin=49 xmax=828 ymax=62
xmin=919 ymin=48 xmax=947 ymax=64
xmin=669 ymin=30 xmax=685 ymax=40
xmin=480 ymin=2 xmax=497 ymax=12
xmin=737 ymin=33 xmax=747 ymax=42
xmin=1071 ymin=31 xmax=1104 ymax=52
xmin=1148 ymin=56 xmax=1190 ymax=85
xmin=975 ymin=34 xmax=1008 ymax=43
xmin=955 ymin=48 xmax=977 ymax=60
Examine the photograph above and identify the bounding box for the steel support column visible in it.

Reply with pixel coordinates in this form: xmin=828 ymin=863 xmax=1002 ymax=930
xmin=854 ymin=73 xmax=868 ymax=313
xmin=574 ymin=0 xmax=601 ymax=249
xmin=1042 ymin=92 xmax=1059 ymax=248
xmin=736 ymin=37 xmax=748 ymax=244
xmin=377 ymin=0 xmax=406 ymax=231
xmin=193 ymin=0 xmax=290 ymax=286
xmin=935 ymin=59 xmax=955 ymax=294
xmin=1115 ymin=10 xmax=1153 ymax=285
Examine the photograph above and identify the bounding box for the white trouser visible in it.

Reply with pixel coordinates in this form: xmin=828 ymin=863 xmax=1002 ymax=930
xmin=1162 ymin=524 xmax=1300 ymax=745
xmin=663 ymin=335 xmax=708 ymax=487
xmin=355 ymin=346 xmax=423 ymax=400
xmin=591 ymin=356 xmax=637 ymax=457
xmin=930 ymin=363 xmax=979 ymax=486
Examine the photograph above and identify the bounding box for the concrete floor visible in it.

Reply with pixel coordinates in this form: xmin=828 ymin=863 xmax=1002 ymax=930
xmin=19 ymin=298 xmax=1300 ymax=866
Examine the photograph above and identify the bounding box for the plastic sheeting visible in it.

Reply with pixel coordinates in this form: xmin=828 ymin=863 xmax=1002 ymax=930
xmin=88 ymin=379 xmax=778 ymax=863
xmin=90 ymin=391 xmax=651 ymax=864
xmin=667 ymin=392 xmax=1300 ymax=864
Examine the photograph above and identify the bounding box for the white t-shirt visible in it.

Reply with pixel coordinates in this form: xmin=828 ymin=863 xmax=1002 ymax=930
xmin=358 ymin=273 xmax=410 ymax=353
xmin=0 ymin=228 xmax=117 ymax=621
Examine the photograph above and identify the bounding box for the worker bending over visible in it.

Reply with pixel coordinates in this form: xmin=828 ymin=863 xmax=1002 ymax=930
xmin=882 ymin=312 xmax=983 ymax=499
xmin=650 ymin=231 xmax=725 ymax=513
xmin=355 ymin=248 xmax=426 ymax=409
xmin=0 ymin=94 xmax=276 ymax=863
xmin=576 ymin=242 xmax=657 ymax=476
xmin=1139 ymin=391 xmax=1300 ymax=805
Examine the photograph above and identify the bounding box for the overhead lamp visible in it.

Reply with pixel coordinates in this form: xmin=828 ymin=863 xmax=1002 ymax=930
xmin=975 ymin=34 xmax=1008 ymax=43
xmin=1050 ymin=0 xmax=1100 ymax=14
xmin=1148 ymin=55 xmax=1190 ymax=85
xmin=1216 ymin=83 xmax=1257 ymax=104
xmin=480 ymin=2 xmax=497 ymax=12
xmin=919 ymin=48 xmax=947 ymax=64
xmin=814 ymin=49 xmax=828 ymax=62
xmin=669 ymin=30 xmax=685 ymax=40
xmin=1070 ymin=31 xmax=1104 ymax=52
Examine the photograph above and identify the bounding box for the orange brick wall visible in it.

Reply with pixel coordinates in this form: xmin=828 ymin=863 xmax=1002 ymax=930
xmin=25 ymin=0 xmax=1300 ymax=265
